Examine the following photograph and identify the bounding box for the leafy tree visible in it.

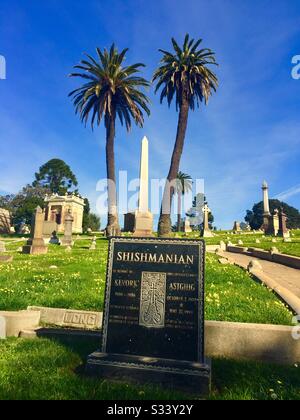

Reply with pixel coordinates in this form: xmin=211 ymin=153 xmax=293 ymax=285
xmin=153 ymin=34 xmax=218 ymax=236
xmin=85 ymin=213 xmax=101 ymax=232
xmin=33 ymin=159 xmax=78 ymax=194
xmin=14 ymin=196 xmax=45 ymax=228
xmin=69 ymin=44 xmax=150 ymax=236
xmin=0 ymin=185 xmax=50 ymax=229
xmin=0 ymin=194 xmax=14 ymax=212
xmin=175 ymin=171 xmax=192 ymax=231
xmin=245 ymin=199 xmax=300 ymax=230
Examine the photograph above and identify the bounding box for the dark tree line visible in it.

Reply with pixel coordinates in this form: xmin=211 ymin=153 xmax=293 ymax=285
xmin=245 ymin=199 xmax=300 ymax=230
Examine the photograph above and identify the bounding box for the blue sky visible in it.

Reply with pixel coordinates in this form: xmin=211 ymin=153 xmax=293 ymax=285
xmin=0 ymin=0 xmax=300 ymax=229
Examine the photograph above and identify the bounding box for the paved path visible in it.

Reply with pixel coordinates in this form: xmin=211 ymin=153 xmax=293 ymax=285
xmin=222 ymin=251 xmax=300 ymax=299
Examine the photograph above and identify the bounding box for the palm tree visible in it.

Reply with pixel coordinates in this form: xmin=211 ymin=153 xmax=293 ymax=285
xmin=69 ymin=44 xmax=150 ymax=236
xmin=153 ymin=34 xmax=218 ymax=236
xmin=175 ymin=172 xmax=192 ymax=231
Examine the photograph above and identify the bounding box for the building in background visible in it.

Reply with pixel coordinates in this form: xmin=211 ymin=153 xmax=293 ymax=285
xmin=44 ymin=193 xmax=85 ymax=234
xmin=0 ymin=208 xmax=12 ymax=234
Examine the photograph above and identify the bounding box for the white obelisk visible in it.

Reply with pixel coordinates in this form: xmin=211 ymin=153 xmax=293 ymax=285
xmin=262 ymin=180 xmax=270 ymax=216
xmin=262 ymin=180 xmax=271 ymax=233
xmin=138 ymin=136 xmax=149 ymax=213
xmin=133 ymin=136 xmax=153 ymax=237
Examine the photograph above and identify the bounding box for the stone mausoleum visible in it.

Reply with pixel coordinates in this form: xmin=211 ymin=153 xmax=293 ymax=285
xmin=44 ymin=193 xmax=85 ymax=234
xmin=0 ymin=208 xmax=12 ymax=234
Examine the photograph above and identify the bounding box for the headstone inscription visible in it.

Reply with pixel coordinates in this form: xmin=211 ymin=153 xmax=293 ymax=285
xmin=86 ymin=237 xmax=210 ymax=396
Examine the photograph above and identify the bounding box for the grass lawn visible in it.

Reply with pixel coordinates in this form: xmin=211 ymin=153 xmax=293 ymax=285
xmin=0 ymin=337 xmax=299 ymax=400
xmin=0 ymin=234 xmax=298 ymax=401
xmin=206 ymin=230 xmax=300 ymax=257
xmin=0 ymin=237 xmax=293 ymax=325
xmin=243 ymin=238 xmax=300 ymax=258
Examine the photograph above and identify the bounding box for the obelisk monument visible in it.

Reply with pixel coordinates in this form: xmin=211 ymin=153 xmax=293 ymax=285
xmin=262 ymin=180 xmax=271 ymax=232
xmin=133 ymin=136 xmax=153 ymax=237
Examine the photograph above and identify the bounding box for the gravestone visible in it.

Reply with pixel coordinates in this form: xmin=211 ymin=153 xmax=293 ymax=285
xmin=183 ymin=219 xmax=192 ymax=233
xmin=22 ymin=207 xmax=48 ymax=255
xmin=0 ymin=241 xmax=6 ymax=253
xmin=267 ymin=209 xmax=279 ymax=236
xmin=89 ymin=236 xmax=97 ymax=250
xmin=86 ymin=237 xmax=210 ymax=396
xmin=278 ymin=208 xmax=290 ymax=238
xmin=61 ymin=210 xmax=74 ymax=246
xmin=219 ymin=241 xmax=226 ymax=251
xmin=124 ymin=212 xmax=135 ymax=233
xmin=233 ymin=221 xmax=241 ymax=233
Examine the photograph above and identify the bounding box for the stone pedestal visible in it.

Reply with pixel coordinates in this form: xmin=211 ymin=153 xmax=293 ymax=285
xmin=22 ymin=238 xmax=48 ymax=255
xmin=133 ymin=211 xmax=153 ymax=237
xmin=86 ymin=353 xmax=211 ymax=397
xmin=183 ymin=219 xmax=192 ymax=233
xmin=278 ymin=208 xmax=290 ymax=238
xmin=61 ymin=210 xmax=74 ymax=246
xmin=266 ymin=210 xmax=279 ymax=236
xmin=202 ymin=229 xmax=214 ymax=238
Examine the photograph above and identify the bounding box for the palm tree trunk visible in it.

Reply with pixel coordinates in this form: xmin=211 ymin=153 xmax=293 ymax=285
xmin=105 ymin=113 xmax=121 ymax=236
xmin=158 ymin=98 xmax=189 ymax=236
xmin=177 ymin=192 xmax=182 ymax=232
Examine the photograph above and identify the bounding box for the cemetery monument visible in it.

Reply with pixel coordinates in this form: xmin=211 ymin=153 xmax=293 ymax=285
xmin=133 ymin=136 xmax=153 ymax=237
xmin=22 ymin=206 xmax=48 ymax=255
xmin=86 ymin=237 xmax=210 ymax=396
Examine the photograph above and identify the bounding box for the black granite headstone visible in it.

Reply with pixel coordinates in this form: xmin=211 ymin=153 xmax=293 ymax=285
xmin=86 ymin=237 xmax=210 ymax=396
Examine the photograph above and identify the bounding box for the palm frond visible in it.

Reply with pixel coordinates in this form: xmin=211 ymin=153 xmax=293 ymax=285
xmin=69 ymin=44 xmax=150 ymax=130
xmin=153 ymin=35 xmax=218 ymax=110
